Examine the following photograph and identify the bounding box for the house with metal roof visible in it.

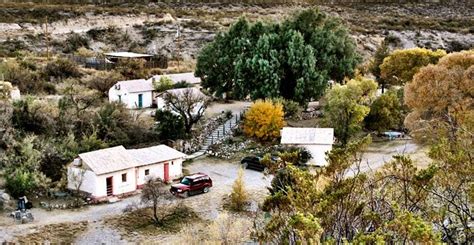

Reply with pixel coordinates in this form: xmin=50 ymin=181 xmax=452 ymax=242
xmin=280 ymin=127 xmax=334 ymax=166
xmin=108 ymin=79 xmax=154 ymax=109
xmin=67 ymin=145 xmax=186 ymax=199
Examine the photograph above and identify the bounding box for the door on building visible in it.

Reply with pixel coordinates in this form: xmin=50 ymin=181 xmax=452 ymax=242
xmin=164 ymin=163 xmax=169 ymax=182
xmin=106 ymin=177 xmax=113 ymax=196
xmin=138 ymin=94 xmax=143 ymax=108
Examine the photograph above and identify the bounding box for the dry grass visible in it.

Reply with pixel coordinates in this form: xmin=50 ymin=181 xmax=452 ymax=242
xmin=14 ymin=221 xmax=88 ymax=244
xmin=104 ymin=204 xmax=200 ymax=237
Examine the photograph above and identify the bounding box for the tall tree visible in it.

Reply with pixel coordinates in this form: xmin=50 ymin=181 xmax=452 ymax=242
xmin=380 ymin=48 xmax=446 ymax=86
xmin=323 ymin=76 xmax=377 ymax=145
xmin=163 ymin=88 xmax=209 ymax=134
xmin=196 ymin=9 xmax=360 ymax=105
xmin=404 ymin=50 xmax=473 ymax=142
xmin=369 ymin=39 xmax=390 ymax=93
xmin=364 ymin=89 xmax=406 ymax=132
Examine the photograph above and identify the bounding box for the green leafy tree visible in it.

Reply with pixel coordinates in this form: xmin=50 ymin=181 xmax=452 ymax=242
xmin=153 ymin=76 xmax=174 ymax=92
xmin=380 ymin=48 xmax=446 ymax=86
xmin=154 ymin=109 xmax=185 ymax=141
xmin=323 ymin=76 xmax=377 ymax=145
xmin=369 ymin=39 xmax=390 ymax=93
xmin=196 ymin=9 xmax=360 ymax=105
xmin=365 ymin=89 xmax=406 ymax=132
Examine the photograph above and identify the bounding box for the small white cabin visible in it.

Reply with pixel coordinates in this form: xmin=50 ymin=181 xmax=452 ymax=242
xmin=67 ymin=145 xmax=186 ymax=199
xmin=280 ymin=127 xmax=334 ymax=166
xmin=108 ymin=79 xmax=154 ymax=109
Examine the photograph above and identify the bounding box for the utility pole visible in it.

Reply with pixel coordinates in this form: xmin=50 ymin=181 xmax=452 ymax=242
xmin=175 ymin=24 xmax=181 ymax=73
xmin=43 ymin=17 xmax=51 ymax=61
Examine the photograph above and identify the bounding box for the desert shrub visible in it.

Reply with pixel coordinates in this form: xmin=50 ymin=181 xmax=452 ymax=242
xmin=154 ymin=109 xmax=185 ymax=141
xmin=1 ymin=59 xmax=45 ymax=94
xmin=12 ymin=98 xmax=57 ymax=135
xmin=152 ymin=76 xmax=173 ymax=92
xmin=0 ymin=38 xmax=28 ymax=57
xmin=63 ymin=32 xmax=90 ymax=53
xmin=5 ymin=170 xmax=37 ymax=198
xmin=83 ymin=70 xmax=124 ymax=97
xmin=230 ymin=168 xmax=248 ymax=212
xmin=243 ymin=99 xmax=285 ymax=142
xmin=42 ymin=58 xmax=82 ymax=80
xmin=115 ymin=58 xmax=149 ymax=80
xmin=173 ymin=80 xmax=191 ymax=89
xmin=274 ymin=98 xmax=300 ymax=119
xmin=74 ymin=47 xmax=95 ymax=58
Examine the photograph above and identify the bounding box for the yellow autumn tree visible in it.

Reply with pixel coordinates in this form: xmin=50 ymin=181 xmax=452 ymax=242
xmin=243 ymin=99 xmax=285 ymax=142
xmin=380 ymin=48 xmax=446 ymax=86
xmin=404 ymin=50 xmax=474 ymax=142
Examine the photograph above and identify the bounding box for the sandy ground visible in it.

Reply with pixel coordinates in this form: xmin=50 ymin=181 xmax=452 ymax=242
xmin=0 ymin=158 xmax=271 ymax=244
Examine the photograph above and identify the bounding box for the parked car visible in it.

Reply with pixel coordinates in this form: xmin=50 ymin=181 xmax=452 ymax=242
xmin=241 ymin=155 xmax=280 ymax=172
xmin=170 ymin=172 xmax=212 ymax=197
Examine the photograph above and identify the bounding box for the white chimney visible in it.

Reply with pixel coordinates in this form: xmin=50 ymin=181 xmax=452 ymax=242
xmin=73 ymin=158 xmax=82 ymax=167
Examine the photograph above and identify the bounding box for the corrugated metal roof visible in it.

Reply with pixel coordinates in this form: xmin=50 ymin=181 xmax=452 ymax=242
xmin=149 ymin=72 xmax=201 ymax=85
xmin=104 ymin=52 xmax=153 ymax=58
xmin=281 ymin=127 xmax=334 ymax=145
xmin=79 ymin=145 xmax=186 ymax=175
xmin=164 ymin=87 xmax=206 ymax=97
xmin=116 ymin=79 xmax=153 ymax=93
xmin=79 ymin=146 xmax=137 ymax=175
xmin=128 ymin=145 xmax=187 ymax=166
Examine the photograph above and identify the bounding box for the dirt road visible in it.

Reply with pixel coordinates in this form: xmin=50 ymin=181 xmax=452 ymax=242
xmin=0 ymin=158 xmax=271 ymax=243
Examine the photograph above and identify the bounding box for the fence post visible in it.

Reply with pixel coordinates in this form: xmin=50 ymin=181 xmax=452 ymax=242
xmin=235 ymin=114 xmax=238 ymax=124
xmin=223 ymin=124 xmax=226 ymax=135
xmin=217 ymin=131 xmax=220 ymax=138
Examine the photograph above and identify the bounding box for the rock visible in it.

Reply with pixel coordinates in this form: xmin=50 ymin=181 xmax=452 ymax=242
xmin=1 ymin=192 xmax=10 ymax=201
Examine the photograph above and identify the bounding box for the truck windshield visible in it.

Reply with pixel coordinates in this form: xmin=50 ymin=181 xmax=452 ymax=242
xmin=180 ymin=177 xmax=191 ymax=185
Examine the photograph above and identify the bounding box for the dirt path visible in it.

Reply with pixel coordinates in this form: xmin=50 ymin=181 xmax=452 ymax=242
xmin=347 ymin=139 xmax=428 ymax=177
xmin=0 ymin=158 xmax=271 ymax=243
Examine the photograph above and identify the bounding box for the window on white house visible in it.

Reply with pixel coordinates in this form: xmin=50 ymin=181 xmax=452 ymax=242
xmin=122 ymin=173 xmax=127 ymax=182
xmin=145 ymin=169 xmax=150 ymax=176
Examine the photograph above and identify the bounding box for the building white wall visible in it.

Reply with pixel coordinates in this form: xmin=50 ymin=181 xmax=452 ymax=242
xmin=136 ymin=158 xmax=183 ymax=186
xmin=67 ymin=167 xmax=97 ymax=195
xmin=109 ymin=88 xmax=153 ymax=109
xmin=95 ymin=168 xmax=137 ymax=197
xmin=304 ymin=144 xmax=333 ymax=166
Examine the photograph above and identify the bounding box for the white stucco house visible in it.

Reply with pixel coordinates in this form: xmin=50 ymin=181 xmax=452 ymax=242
xmin=67 ymin=145 xmax=186 ymax=199
xmin=280 ymin=127 xmax=334 ymax=166
xmin=108 ymin=72 xmax=201 ymax=109
xmin=108 ymin=78 xmax=154 ymax=109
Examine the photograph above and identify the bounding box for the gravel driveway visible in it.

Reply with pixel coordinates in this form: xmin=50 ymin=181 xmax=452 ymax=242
xmin=0 ymin=158 xmax=271 ymax=243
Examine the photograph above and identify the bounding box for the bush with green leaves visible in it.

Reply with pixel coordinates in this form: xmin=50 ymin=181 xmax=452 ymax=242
xmin=153 ymin=76 xmax=174 ymax=92
xmin=42 ymin=58 xmax=82 ymax=80
xmin=63 ymin=32 xmax=90 ymax=53
xmin=365 ymin=89 xmax=406 ymax=132
xmin=196 ymin=9 xmax=360 ymax=105
xmin=154 ymin=109 xmax=186 ymax=141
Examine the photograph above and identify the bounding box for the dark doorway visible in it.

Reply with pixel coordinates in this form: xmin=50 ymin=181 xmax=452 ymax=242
xmin=106 ymin=177 xmax=113 ymax=196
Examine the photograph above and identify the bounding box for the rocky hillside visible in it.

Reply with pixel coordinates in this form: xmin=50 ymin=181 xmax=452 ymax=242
xmin=0 ymin=3 xmax=472 ymax=63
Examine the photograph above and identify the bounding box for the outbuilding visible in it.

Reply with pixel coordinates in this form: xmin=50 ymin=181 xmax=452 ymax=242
xmin=108 ymin=79 xmax=153 ymax=109
xmin=280 ymin=127 xmax=334 ymax=166
xmin=67 ymin=145 xmax=186 ymax=199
